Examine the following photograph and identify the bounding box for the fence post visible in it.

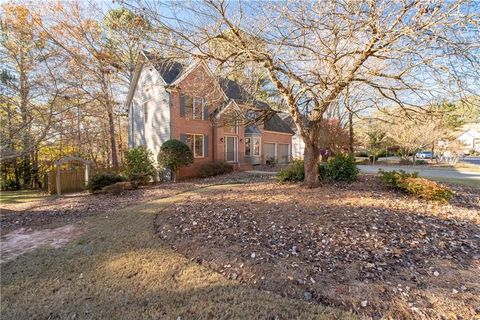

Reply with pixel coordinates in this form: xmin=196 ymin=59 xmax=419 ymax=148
xmin=85 ymin=164 xmax=90 ymax=187
xmin=56 ymin=165 xmax=61 ymax=196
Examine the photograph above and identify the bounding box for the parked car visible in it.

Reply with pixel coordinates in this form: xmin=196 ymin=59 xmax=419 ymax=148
xmin=415 ymin=151 xmax=433 ymax=159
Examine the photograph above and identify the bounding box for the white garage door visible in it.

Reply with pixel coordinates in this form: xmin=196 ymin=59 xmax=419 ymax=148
xmin=263 ymin=143 xmax=276 ymax=161
xmin=277 ymin=144 xmax=290 ymax=163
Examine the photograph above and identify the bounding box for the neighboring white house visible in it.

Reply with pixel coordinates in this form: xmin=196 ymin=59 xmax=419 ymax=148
xmin=457 ymin=128 xmax=480 ymax=152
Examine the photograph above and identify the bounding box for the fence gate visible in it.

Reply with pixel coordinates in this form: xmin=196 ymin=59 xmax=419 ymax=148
xmin=48 ymin=156 xmax=91 ymax=195
xmin=48 ymin=169 xmax=86 ymax=195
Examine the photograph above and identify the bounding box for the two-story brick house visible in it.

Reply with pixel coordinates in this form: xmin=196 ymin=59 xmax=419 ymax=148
xmin=125 ymin=51 xmax=294 ymax=178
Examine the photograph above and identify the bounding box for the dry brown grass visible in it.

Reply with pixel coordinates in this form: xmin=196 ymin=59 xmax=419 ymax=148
xmin=1 ymin=185 xmax=355 ymax=320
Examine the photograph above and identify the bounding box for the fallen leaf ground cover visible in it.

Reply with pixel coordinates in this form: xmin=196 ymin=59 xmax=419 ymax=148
xmin=156 ymin=175 xmax=480 ymax=319
xmin=1 ymin=183 xmax=354 ymax=319
xmin=0 ymin=172 xmax=271 ymax=232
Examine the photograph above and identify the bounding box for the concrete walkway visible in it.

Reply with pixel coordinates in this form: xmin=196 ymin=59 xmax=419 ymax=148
xmin=245 ymin=170 xmax=278 ymax=175
xmin=358 ymin=165 xmax=480 ymax=181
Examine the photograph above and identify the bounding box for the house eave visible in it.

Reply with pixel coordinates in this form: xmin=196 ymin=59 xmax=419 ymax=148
xmin=262 ymin=130 xmax=294 ymax=136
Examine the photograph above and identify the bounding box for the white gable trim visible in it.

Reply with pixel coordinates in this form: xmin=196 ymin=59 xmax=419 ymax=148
xmin=168 ymin=60 xmax=201 ymax=86
xmin=215 ymin=99 xmax=245 ymax=119
xmin=125 ymin=51 xmax=167 ymax=109
xmin=169 ymin=60 xmax=230 ymax=102
xmin=124 ymin=59 xmax=144 ymax=110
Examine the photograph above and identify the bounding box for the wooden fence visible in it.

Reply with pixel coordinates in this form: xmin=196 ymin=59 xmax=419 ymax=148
xmin=47 ymin=169 xmax=86 ymax=195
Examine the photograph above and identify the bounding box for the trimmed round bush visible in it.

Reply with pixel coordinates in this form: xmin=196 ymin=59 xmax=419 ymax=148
xmin=157 ymin=139 xmax=193 ymax=181
xmin=378 ymin=169 xmax=419 ymax=189
xmin=277 ymin=159 xmax=305 ymax=182
xmin=277 ymin=155 xmax=359 ymax=183
xmin=378 ymin=169 xmax=452 ymax=203
xmin=401 ymin=177 xmax=453 ymax=203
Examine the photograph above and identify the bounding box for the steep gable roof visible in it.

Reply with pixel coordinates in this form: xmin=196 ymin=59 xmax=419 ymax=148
xmin=141 ymin=51 xmax=184 ymax=84
xmin=264 ymin=114 xmax=295 ymax=134
xmin=129 ymin=51 xmax=293 ymax=135
xmin=218 ymin=78 xmax=293 ymax=134
xmin=458 ymin=129 xmax=480 ymax=139
xmin=218 ymin=78 xmax=270 ymax=110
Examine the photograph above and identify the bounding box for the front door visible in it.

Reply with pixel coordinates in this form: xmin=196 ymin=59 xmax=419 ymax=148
xmin=225 ymin=136 xmax=238 ymax=162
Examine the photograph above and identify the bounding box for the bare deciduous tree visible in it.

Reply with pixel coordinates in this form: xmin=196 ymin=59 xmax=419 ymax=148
xmin=129 ymin=0 xmax=479 ymax=186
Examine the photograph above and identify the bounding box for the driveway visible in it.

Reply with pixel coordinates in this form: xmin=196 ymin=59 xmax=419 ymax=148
xmin=358 ymin=165 xmax=480 ymax=181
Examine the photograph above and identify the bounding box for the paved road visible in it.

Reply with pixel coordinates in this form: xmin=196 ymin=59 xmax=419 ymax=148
xmin=358 ymin=165 xmax=480 ymax=181
xmin=461 ymin=156 xmax=480 ymax=166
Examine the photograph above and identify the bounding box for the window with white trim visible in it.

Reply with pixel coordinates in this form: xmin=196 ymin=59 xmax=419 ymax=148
xmin=185 ymin=134 xmax=204 ymax=158
xmin=185 ymin=96 xmax=205 ymax=120
xmin=245 ymin=137 xmax=260 ymax=156
xmin=245 ymin=138 xmax=251 ymax=156
xmin=253 ymin=137 xmax=260 ymax=156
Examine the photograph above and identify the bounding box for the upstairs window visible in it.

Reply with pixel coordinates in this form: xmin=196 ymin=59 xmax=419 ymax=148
xmin=184 ymin=95 xmax=205 ymax=120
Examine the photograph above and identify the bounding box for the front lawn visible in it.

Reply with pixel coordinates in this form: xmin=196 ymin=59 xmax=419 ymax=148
xmin=2 ymin=173 xmax=478 ymax=319
xmin=157 ymin=176 xmax=480 ymax=319
xmin=0 ymin=189 xmax=47 ymax=205
xmin=1 ymin=181 xmax=353 ymax=319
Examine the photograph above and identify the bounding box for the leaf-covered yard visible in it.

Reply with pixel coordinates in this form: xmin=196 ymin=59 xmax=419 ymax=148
xmin=1 ymin=173 xmax=479 ymax=319
xmin=157 ymin=175 xmax=480 ymax=319
xmin=1 ymin=174 xmax=353 ymax=320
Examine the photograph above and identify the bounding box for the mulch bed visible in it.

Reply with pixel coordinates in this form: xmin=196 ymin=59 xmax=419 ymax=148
xmin=156 ymin=175 xmax=480 ymax=319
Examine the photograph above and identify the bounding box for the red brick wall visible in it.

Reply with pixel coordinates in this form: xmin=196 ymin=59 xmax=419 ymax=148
xmin=169 ymin=62 xmax=292 ymax=177
xmin=262 ymin=130 xmax=292 ymax=145
xmin=170 ymin=63 xmax=249 ymax=178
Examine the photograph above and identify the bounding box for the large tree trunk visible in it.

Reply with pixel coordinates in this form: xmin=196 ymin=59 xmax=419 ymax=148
xmin=7 ymin=106 xmax=21 ymax=189
xmin=19 ymin=58 xmax=32 ymax=188
xmin=117 ymin=115 xmax=124 ymax=164
xmin=348 ymin=111 xmax=354 ymax=156
xmin=304 ymin=142 xmax=320 ymax=188
xmin=102 ymin=72 xmax=119 ymax=168
xmin=107 ymin=106 xmax=119 ymax=168
xmin=32 ymin=149 xmax=40 ymax=189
